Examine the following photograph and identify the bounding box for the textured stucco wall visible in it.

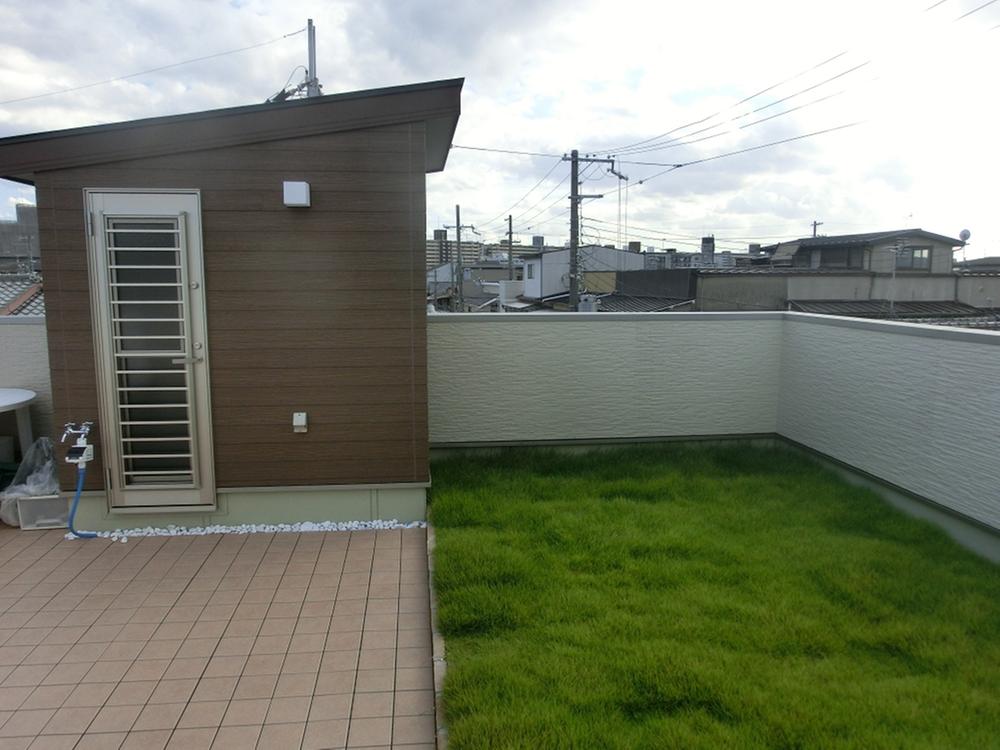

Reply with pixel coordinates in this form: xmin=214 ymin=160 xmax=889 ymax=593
xmin=957 ymin=275 xmax=1000 ymax=308
xmin=778 ymin=314 xmax=1000 ymax=528
xmin=869 ymin=275 xmax=956 ymax=301
xmin=427 ymin=313 xmax=783 ymax=444
xmin=0 ymin=318 xmax=54 ymax=448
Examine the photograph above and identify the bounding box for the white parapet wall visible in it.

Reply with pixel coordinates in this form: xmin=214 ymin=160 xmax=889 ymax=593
xmin=0 ymin=317 xmax=54 ymax=447
xmin=427 ymin=312 xmax=784 ymax=444
xmin=778 ymin=313 xmax=1000 ymax=530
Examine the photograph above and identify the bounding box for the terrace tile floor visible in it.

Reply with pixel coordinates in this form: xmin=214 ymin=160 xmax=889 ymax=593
xmin=0 ymin=527 xmax=435 ymax=750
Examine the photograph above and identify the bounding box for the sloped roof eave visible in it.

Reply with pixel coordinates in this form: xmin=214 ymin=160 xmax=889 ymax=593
xmin=0 ymin=78 xmax=463 ymax=182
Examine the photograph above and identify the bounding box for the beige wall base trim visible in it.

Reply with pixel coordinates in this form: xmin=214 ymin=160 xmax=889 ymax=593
xmin=68 ymin=485 xmax=427 ymax=531
xmin=778 ymin=437 xmax=1000 ymax=563
xmin=217 ymin=481 xmax=432 ymax=493
xmin=430 ymin=433 xmax=777 ymax=457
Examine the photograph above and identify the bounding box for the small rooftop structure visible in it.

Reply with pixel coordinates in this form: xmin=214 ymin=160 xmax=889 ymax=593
xmin=0 ymin=77 xmax=463 ymax=525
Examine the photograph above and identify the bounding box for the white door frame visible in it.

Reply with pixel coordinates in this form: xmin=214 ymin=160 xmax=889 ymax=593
xmin=85 ymin=188 xmax=216 ymax=509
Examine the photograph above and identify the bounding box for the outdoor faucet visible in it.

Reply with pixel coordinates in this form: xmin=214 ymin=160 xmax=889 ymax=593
xmin=62 ymin=422 xmax=95 ymax=466
xmin=61 ymin=422 xmax=93 ymax=443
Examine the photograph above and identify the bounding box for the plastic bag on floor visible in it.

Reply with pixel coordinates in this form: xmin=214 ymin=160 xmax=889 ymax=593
xmin=0 ymin=437 xmax=59 ymax=527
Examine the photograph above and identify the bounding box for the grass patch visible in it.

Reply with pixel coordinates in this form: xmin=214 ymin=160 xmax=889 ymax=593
xmin=430 ymin=444 xmax=1000 ymax=749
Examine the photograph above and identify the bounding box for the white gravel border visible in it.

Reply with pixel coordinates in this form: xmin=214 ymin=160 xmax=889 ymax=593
xmin=65 ymin=518 xmax=426 ymax=542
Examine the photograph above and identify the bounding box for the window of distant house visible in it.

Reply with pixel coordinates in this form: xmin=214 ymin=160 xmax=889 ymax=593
xmin=819 ymin=248 xmax=863 ymax=268
xmin=526 ymin=264 xmax=535 ymax=279
xmin=895 ymin=246 xmax=931 ymax=271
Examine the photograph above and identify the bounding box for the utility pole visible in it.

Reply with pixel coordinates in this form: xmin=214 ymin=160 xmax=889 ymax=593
xmin=444 ymin=206 xmax=478 ymax=311
xmin=563 ymin=150 xmax=612 ymax=309
xmin=812 ymin=220 xmax=823 ymax=238
xmin=888 ymin=239 xmax=900 ymax=319
xmin=454 ymin=205 xmax=464 ymax=310
xmin=306 ymin=19 xmax=320 ymax=97
xmin=569 ymin=150 xmax=580 ymax=309
xmin=507 ymin=215 xmax=514 ymax=281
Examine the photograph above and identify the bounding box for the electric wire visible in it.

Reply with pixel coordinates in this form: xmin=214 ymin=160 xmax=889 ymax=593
xmin=611 ymin=62 xmax=869 ymax=158
xmin=956 ymin=0 xmax=998 ymax=20
xmin=592 ymin=50 xmax=851 ymax=154
xmin=515 ymin=162 xmax=600 ymax=233
xmin=477 ymin=157 xmax=564 ymax=231
xmin=630 ymin=121 xmax=863 ymax=187
xmin=0 ymin=28 xmax=307 ymax=106
xmin=452 ymin=144 xmax=563 ymax=158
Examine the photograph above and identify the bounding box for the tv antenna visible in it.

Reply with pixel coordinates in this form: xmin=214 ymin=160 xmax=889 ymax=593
xmin=267 ymin=19 xmax=323 ymax=102
xmin=959 ymin=228 xmax=971 ymax=264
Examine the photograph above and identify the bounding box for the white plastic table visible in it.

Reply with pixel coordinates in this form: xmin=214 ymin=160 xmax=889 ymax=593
xmin=0 ymin=389 xmax=37 ymax=459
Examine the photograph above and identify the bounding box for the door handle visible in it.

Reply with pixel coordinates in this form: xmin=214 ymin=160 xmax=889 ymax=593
xmin=171 ymin=356 xmax=203 ymax=365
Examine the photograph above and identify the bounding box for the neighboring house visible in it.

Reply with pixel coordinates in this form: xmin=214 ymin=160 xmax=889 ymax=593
xmin=696 ymin=228 xmax=972 ymax=312
xmin=763 ymin=228 xmax=960 ymax=273
xmin=955 ymin=256 xmax=1000 ymax=272
xmin=0 ymin=204 xmax=40 ymax=273
xmin=427 ymin=261 xmax=524 ymax=311
xmin=0 ymin=274 xmax=44 ymax=316
xmin=0 ymin=78 xmax=463 ymax=526
xmin=585 ymin=228 xmax=1000 ymax=322
xmin=522 ymin=245 xmax=645 ymax=300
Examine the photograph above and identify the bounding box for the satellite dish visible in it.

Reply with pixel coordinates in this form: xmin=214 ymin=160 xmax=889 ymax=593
xmin=959 ymin=229 xmax=971 ymax=242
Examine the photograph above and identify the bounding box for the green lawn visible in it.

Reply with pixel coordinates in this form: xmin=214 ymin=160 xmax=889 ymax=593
xmin=430 ymin=444 xmax=1000 ymax=749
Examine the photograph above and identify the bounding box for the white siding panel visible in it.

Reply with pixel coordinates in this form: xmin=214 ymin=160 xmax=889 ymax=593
xmin=428 ymin=314 xmax=782 ymax=444
xmin=778 ymin=315 xmax=1000 ymax=528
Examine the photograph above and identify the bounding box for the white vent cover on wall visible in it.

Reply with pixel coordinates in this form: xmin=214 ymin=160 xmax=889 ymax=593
xmin=283 ymin=181 xmax=311 ymax=207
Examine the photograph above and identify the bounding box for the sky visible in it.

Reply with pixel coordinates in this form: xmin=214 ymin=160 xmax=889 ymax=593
xmin=0 ymin=0 xmax=997 ymax=258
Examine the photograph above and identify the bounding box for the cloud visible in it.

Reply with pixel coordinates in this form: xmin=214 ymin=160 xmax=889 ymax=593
xmin=0 ymin=0 xmax=997 ymax=255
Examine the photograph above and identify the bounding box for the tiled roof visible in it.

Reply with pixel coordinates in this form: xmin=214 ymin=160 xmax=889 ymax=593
xmin=788 ymin=300 xmax=982 ymax=318
xmin=910 ymin=315 xmax=1000 ymax=331
xmin=763 ymin=228 xmax=965 ymax=253
xmin=0 ymin=275 xmax=44 ymax=316
xmin=697 ymin=267 xmax=871 ymax=275
xmin=596 ymin=294 xmax=694 ymax=312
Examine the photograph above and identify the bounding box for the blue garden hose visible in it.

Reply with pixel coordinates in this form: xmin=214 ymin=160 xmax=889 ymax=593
xmin=68 ymin=465 xmax=96 ymax=539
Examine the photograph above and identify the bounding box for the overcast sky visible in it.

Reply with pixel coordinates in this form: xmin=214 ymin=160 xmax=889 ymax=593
xmin=1 ymin=0 xmax=997 ymax=257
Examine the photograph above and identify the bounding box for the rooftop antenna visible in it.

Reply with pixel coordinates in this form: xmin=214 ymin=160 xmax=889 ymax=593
xmin=306 ymin=19 xmax=320 ymax=97
xmin=959 ymin=228 xmax=971 ymax=265
xmin=266 ymin=19 xmax=322 ymax=102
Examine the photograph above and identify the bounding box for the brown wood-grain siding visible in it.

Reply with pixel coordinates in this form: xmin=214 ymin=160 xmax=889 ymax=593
xmin=36 ymin=123 xmax=429 ymax=492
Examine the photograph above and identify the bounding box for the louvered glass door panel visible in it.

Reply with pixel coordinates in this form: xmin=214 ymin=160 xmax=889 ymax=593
xmin=89 ymin=191 xmax=214 ymax=509
xmin=105 ymin=217 xmax=194 ymax=487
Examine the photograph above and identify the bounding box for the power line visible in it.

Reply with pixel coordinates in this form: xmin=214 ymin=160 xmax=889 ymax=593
xmin=452 ymin=144 xmax=563 ymax=158
xmin=512 ymin=175 xmax=570 ymax=225
xmin=631 ymin=121 xmax=864 ymax=187
xmin=955 ymin=0 xmax=998 ymax=19
xmin=612 ymin=62 xmax=870 ymax=158
xmin=592 ymin=50 xmax=851 ymax=155
xmin=477 ymin=157 xmax=564 ymax=231
xmin=0 ymin=28 xmax=307 ymax=106
xmin=511 ymin=162 xmax=600 ymax=232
